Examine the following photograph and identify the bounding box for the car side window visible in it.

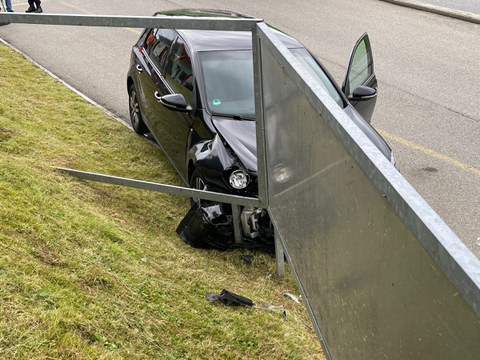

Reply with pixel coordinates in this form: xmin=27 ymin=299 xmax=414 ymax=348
xmin=146 ymin=28 xmax=175 ymax=71
xmin=137 ymin=28 xmax=151 ymax=48
xmin=346 ymin=36 xmax=373 ymax=97
xmin=165 ymin=39 xmax=193 ymax=102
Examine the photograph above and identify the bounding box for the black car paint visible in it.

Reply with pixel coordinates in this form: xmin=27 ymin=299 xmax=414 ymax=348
xmin=212 ymin=118 xmax=257 ymax=172
xmin=129 ymin=28 xmax=261 ymax=189
xmin=127 ymin=9 xmax=393 ymax=249
xmin=188 ymin=135 xmax=236 ymax=190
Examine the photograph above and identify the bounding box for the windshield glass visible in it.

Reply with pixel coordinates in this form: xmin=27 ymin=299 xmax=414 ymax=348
xmin=199 ymin=50 xmax=255 ymax=117
xmin=289 ymin=48 xmax=343 ymax=106
xmin=199 ymin=49 xmax=343 ymax=118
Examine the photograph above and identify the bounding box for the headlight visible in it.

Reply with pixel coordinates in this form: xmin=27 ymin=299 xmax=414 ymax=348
xmin=229 ymin=170 xmax=250 ymax=189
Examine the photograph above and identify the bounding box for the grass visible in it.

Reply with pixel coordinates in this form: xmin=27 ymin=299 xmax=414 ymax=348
xmin=0 ymin=43 xmax=325 ymax=359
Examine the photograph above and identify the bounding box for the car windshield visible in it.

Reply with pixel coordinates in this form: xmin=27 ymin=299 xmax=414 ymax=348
xmin=289 ymin=48 xmax=343 ymax=106
xmin=199 ymin=48 xmax=343 ymax=118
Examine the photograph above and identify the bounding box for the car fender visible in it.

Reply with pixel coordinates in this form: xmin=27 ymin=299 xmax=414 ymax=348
xmin=187 ymin=134 xmax=236 ymax=190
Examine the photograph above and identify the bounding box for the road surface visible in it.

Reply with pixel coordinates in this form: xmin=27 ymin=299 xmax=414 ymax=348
xmin=0 ymin=0 xmax=479 ymax=257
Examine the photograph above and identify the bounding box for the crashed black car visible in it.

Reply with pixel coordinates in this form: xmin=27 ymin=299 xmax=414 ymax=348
xmin=127 ymin=9 xmax=394 ymax=249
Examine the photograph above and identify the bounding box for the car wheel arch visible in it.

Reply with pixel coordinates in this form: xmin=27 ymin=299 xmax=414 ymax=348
xmin=127 ymin=76 xmax=134 ymax=94
xmin=187 ymin=160 xmax=197 ymax=184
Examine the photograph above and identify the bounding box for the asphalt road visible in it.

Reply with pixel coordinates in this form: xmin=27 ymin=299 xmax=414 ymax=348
xmin=1 ymin=0 xmax=479 ymax=257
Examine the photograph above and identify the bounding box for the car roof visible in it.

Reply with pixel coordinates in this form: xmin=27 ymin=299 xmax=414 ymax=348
xmin=155 ymin=9 xmax=303 ymax=52
xmin=176 ymin=29 xmax=302 ymax=52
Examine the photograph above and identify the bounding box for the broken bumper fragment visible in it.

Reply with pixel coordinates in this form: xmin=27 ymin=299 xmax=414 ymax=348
xmin=176 ymin=200 xmax=273 ymax=250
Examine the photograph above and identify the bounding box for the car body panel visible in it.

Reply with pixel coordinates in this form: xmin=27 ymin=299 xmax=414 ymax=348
xmin=212 ymin=118 xmax=257 ymax=172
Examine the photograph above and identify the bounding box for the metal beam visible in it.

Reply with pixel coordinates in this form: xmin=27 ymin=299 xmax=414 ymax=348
xmin=54 ymin=167 xmax=262 ymax=208
xmin=0 ymin=13 xmax=261 ymax=30
xmin=252 ymin=25 xmax=269 ymax=206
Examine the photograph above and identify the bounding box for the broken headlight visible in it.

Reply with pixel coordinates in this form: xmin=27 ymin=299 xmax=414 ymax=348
xmin=229 ymin=169 xmax=250 ymax=189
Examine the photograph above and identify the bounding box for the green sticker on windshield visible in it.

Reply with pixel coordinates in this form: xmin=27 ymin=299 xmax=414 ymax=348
xmin=212 ymin=98 xmax=221 ymax=106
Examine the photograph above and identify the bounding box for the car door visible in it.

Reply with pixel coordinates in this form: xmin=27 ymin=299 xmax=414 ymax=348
xmin=342 ymin=33 xmax=377 ymax=122
xmin=130 ymin=30 xmax=155 ymax=125
xmin=158 ymin=37 xmax=195 ymax=177
xmin=141 ymin=29 xmax=177 ymax=141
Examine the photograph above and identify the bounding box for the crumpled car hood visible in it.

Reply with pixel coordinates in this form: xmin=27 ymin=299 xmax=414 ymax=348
xmin=212 ymin=117 xmax=257 ymax=172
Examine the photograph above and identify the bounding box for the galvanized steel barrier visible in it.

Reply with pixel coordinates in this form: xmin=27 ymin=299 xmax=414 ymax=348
xmin=254 ymin=22 xmax=480 ymax=359
xmin=2 ymin=12 xmax=479 ymax=360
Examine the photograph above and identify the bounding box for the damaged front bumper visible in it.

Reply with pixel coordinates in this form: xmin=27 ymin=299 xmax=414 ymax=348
xmin=176 ymin=200 xmax=273 ymax=250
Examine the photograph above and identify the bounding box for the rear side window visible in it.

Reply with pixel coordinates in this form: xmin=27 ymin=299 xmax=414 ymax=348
xmin=165 ymin=39 xmax=194 ymax=101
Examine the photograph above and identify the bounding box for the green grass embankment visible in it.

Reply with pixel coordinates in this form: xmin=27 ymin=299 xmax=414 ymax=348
xmin=0 ymin=43 xmax=324 ymax=359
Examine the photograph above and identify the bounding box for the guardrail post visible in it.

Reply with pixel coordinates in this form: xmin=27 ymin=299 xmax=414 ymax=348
xmin=231 ymin=204 xmax=243 ymax=244
xmin=274 ymin=226 xmax=285 ymax=278
xmin=252 ymin=24 xmax=268 ymax=206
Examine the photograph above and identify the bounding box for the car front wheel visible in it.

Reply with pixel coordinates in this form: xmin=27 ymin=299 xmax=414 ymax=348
xmin=128 ymin=84 xmax=148 ymax=135
xmin=189 ymin=169 xmax=207 ymax=205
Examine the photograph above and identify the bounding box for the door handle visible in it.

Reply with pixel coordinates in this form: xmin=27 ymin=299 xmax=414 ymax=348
xmin=136 ymin=64 xmax=143 ymax=73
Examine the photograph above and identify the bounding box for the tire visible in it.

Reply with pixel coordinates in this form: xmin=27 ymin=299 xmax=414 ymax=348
xmin=189 ymin=169 xmax=207 ymax=205
xmin=128 ymin=84 xmax=148 ymax=135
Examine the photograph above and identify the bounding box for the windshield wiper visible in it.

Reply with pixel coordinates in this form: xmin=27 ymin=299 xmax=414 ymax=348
xmin=216 ymin=114 xmax=255 ymax=121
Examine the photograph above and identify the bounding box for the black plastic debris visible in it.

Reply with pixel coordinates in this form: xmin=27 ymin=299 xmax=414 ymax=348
xmin=176 ymin=201 xmax=273 ymax=250
xmin=205 ymin=289 xmax=254 ymax=307
xmin=240 ymin=254 xmax=254 ymax=265
xmin=177 ymin=201 xmax=233 ymax=249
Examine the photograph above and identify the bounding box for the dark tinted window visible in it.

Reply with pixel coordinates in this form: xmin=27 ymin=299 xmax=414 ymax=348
xmin=165 ymin=39 xmax=193 ymax=101
xmin=146 ymin=28 xmax=175 ymax=70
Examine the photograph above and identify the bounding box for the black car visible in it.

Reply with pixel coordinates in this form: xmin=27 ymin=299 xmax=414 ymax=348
xmin=127 ymin=9 xmax=394 ymax=249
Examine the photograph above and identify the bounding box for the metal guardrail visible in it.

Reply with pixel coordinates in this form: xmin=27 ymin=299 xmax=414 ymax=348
xmin=255 ymin=21 xmax=480 ymax=359
xmin=2 ymin=11 xmax=480 ymax=359
xmin=0 ymin=12 xmax=262 ymax=30
xmin=54 ymin=167 xmax=262 ymax=207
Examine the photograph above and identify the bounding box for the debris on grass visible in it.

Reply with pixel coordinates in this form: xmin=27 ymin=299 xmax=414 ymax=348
xmin=206 ymin=289 xmax=254 ymax=307
xmin=284 ymin=292 xmax=301 ymax=304
xmin=240 ymin=254 xmax=254 ymax=265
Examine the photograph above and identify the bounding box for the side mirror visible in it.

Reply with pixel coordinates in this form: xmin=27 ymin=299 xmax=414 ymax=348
xmin=157 ymin=93 xmax=192 ymax=113
xmin=349 ymin=85 xmax=377 ymax=101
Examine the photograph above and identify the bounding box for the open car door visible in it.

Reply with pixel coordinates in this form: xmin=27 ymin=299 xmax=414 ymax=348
xmin=342 ymin=33 xmax=377 ymax=123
